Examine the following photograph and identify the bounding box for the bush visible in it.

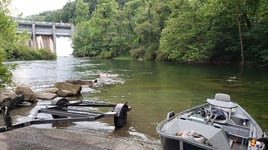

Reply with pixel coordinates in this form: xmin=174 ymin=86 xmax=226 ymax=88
xmin=98 ymin=51 xmax=113 ymax=59
xmin=130 ymin=47 xmax=145 ymax=59
xmin=5 ymin=46 xmax=56 ymax=61
xmin=37 ymin=49 xmax=56 ymax=60
xmin=0 ymin=58 xmax=11 ymax=86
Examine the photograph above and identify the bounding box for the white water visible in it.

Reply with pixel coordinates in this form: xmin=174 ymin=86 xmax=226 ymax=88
xmin=35 ymin=35 xmax=55 ymax=52
xmin=56 ymin=37 xmax=73 ymax=56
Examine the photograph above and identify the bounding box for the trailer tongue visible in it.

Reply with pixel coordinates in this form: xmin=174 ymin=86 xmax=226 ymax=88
xmin=0 ymin=96 xmax=131 ymax=133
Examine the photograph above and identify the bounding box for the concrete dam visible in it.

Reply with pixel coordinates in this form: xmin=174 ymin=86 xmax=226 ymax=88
xmin=16 ymin=20 xmax=75 ymax=55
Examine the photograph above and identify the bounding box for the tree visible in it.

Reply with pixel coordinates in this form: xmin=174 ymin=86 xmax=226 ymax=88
xmin=26 ymin=10 xmax=63 ymax=22
xmin=220 ymin=0 xmax=259 ymax=65
xmin=31 ymin=0 xmax=268 ymax=65
xmin=121 ymin=0 xmax=169 ymax=60
xmin=72 ymin=0 xmax=121 ymax=58
xmin=85 ymin=0 xmax=97 ymax=18
xmin=75 ymin=0 xmax=89 ymax=24
xmin=61 ymin=1 xmax=76 ymax=23
xmin=0 ymin=0 xmax=14 ymax=85
xmin=244 ymin=0 xmax=268 ymax=64
xmin=158 ymin=0 xmax=216 ymax=62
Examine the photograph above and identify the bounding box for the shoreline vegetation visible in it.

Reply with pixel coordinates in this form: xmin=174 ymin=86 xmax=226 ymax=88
xmin=2 ymin=0 xmax=268 ymax=86
xmin=27 ymin=0 xmax=268 ymax=66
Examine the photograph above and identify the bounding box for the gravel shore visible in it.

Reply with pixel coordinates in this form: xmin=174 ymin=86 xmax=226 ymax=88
xmin=0 ymin=127 xmax=161 ymax=150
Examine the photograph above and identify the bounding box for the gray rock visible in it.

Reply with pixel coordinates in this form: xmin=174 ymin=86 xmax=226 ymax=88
xmin=54 ymin=82 xmax=82 ymax=96
xmin=57 ymin=90 xmax=71 ymax=97
xmin=43 ymin=88 xmax=59 ymax=94
xmin=0 ymin=92 xmax=16 ymax=104
xmin=35 ymin=92 xmax=57 ymax=100
xmin=15 ymin=85 xmax=37 ymax=102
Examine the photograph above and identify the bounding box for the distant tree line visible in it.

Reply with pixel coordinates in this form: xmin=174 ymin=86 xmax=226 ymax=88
xmin=28 ymin=0 xmax=268 ymax=65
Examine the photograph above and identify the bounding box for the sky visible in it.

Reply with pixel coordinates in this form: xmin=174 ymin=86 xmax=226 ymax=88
xmin=10 ymin=0 xmax=73 ymax=17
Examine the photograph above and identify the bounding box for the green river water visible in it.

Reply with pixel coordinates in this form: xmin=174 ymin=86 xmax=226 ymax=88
xmin=2 ymin=56 xmax=268 ymax=140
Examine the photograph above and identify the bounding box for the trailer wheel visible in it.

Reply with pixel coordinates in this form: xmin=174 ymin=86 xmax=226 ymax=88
xmin=114 ymin=105 xmax=128 ymax=129
xmin=52 ymin=98 xmax=69 ymax=119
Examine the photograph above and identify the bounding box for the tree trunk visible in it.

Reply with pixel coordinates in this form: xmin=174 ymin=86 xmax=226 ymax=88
xmin=237 ymin=16 xmax=245 ymax=65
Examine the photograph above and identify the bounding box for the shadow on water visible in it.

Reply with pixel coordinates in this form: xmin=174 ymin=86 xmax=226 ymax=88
xmin=2 ymin=57 xmax=268 ymax=140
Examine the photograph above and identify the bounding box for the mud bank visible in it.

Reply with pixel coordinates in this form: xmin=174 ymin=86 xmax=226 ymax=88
xmin=0 ymin=127 xmax=161 ymax=150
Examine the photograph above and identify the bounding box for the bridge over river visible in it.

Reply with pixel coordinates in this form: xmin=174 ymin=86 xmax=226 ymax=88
xmin=16 ymin=20 xmax=75 ymax=53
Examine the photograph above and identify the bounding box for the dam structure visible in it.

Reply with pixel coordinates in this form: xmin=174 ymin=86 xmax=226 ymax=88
xmin=16 ymin=20 xmax=75 ymax=53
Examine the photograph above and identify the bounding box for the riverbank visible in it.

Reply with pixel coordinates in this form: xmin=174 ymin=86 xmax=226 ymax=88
xmin=0 ymin=127 xmax=161 ymax=150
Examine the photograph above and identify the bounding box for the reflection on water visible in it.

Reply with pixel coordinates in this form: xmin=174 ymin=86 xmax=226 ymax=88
xmin=2 ymin=57 xmax=268 ymax=141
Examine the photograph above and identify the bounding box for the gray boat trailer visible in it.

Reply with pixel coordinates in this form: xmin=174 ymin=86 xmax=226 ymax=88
xmin=0 ymin=96 xmax=131 ymax=133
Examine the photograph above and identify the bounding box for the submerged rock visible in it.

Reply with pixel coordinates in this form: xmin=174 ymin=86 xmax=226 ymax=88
xmin=54 ymin=82 xmax=82 ymax=96
xmin=66 ymin=79 xmax=94 ymax=87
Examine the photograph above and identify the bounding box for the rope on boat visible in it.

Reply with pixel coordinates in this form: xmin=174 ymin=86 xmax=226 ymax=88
xmin=176 ymin=130 xmax=213 ymax=147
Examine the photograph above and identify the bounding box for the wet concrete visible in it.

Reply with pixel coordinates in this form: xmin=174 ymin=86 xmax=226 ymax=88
xmin=0 ymin=127 xmax=161 ymax=150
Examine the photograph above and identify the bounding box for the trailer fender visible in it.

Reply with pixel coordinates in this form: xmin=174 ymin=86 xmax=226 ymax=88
xmin=113 ymin=103 xmax=129 ymax=129
xmin=51 ymin=97 xmax=69 ymax=107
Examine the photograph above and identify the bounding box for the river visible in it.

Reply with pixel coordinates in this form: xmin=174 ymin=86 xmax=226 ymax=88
xmin=2 ymin=56 xmax=268 ymax=142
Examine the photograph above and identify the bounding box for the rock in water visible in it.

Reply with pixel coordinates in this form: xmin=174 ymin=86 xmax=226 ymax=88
xmin=66 ymin=79 xmax=93 ymax=87
xmin=15 ymin=85 xmax=37 ymax=102
xmin=35 ymin=92 xmax=57 ymax=100
xmin=54 ymin=82 xmax=82 ymax=96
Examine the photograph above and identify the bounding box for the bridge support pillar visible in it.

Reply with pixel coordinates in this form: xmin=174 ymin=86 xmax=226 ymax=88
xmin=32 ymin=23 xmax=36 ymax=49
xmin=52 ymin=25 xmax=57 ymax=52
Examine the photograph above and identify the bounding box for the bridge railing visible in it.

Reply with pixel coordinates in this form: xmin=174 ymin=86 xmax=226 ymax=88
xmin=16 ymin=20 xmax=74 ymax=36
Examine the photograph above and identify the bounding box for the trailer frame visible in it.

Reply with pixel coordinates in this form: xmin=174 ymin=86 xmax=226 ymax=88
xmin=0 ymin=96 xmax=131 ymax=133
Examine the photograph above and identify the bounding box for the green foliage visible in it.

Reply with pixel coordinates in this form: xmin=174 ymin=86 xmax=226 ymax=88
xmin=5 ymin=46 xmax=56 ymax=61
xmin=36 ymin=49 xmax=57 ymax=60
xmin=75 ymin=0 xmax=89 ymax=23
xmin=245 ymin=0 xmax=268 ymax=64
xmin=0 ymin=0 xmax=14 ymax=85
xmin=29 ymin=0 xmax=268 ymax=65
xmin=158 ymin=0 xmax=268 ymax=64
xmin=61 ymin=1 xmax=76 ymax=23
xmin=73 ymin=0 xmax=123 ymax=58
xmin=99 ymin=50 xmax=113 ymax=59
xmin=158 ymin=0 xmax=213 ymax=62
xmin=26 ymin=10 xmax=63 ymax=22
xmin=0 ymin=59 xmax=12 ymax=86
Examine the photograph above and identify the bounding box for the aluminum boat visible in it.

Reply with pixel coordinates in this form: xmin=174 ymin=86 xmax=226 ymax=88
xmin=156 ymin=93 xmax=267 ymax=150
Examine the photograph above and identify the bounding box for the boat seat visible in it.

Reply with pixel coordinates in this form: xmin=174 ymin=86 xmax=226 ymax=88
xmin=207 ymin=99 xmax=237 ymax=109
xmin=215 ymin=93 xmax=231 ymax=102
xmin=207 ymin=95 xmax=237 ymax=120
